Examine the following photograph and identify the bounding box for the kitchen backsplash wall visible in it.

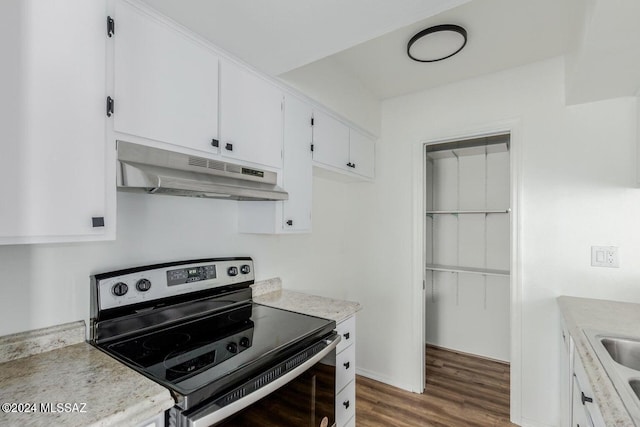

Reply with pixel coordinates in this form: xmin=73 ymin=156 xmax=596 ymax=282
xmin=0 ymin=176 xmax=350 ymax=337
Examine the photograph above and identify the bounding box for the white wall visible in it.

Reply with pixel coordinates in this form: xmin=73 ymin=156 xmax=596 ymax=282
xmin=0 ymin=176 xmax=350 ymax=337
xmin=279 ymin=57 xmax=381 ymax=136
xmin=342 ymin=56 xmax=640 ymax=426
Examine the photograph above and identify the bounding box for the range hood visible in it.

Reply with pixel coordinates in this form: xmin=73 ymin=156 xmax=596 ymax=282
xmin=117 ymin=141 xmax=288 ymax=201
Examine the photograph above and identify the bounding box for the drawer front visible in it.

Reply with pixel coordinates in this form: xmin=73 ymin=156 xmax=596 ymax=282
xmin=336 ymin=343 xmax=356 ymax=392
xmin=337 ymin=316 xmax=356 ymax=353
xmin=336 ymin=380 xmax=356 ymax=427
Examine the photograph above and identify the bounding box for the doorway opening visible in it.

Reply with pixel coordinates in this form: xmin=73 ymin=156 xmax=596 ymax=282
xmin=422 ymin=132 xmax=513 ymax=420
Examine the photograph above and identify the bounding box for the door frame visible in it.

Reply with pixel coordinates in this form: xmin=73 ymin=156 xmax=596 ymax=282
xmin=410 ymin=119 xmax=523 ymax=424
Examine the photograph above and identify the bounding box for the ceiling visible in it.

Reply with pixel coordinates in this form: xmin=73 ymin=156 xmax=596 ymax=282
xmin=141 ymin=0 xmax=640 ymax=104
xmin=140 ymin=0 xmax=470 ymax=76
xmin=293 ymin=0 xmax=585 ymax=100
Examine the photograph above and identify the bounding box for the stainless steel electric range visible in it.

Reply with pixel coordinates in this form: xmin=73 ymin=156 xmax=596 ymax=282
xmin=89 ymin=257 xmax=339 ymax=427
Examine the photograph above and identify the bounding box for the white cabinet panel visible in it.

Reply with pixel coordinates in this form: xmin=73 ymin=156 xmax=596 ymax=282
xmin=114 ymin=0 xmax=219 ymax=153
xmin=335 ymin=315 xmax=356 ymax=427
xmin=573 ymin=352 xmax=605 ymax=426
xmin=348 ymin=129 xmax=375 ymax=179
xmin=572 ymin=376 xmax=592 ymax=427
xmin=0 ymin=0 xmax=111 ymax=244
xmin=220 ymin=59 xmax=283 ymax=168
xmin=282 ymin=94 xmax=313 ymax=231
xmin=312 ymin=110 xmax=375 ymax=180
xmin=336 ymin=316 xmax=356 ymax=354
xmin=336 ymin=343 xmax=355 ymax=393
xmin=336 ymin=380 xmax=356 ymax=427
xmin=312 ymin=110 xmax=350 ymax=172
xmin=560 ymin=319 xmax=574 ymax=427
xmin=237 ymin=94 xmax=312 ymax=234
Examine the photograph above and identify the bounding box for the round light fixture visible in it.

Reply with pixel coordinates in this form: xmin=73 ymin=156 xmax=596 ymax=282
xmin=407 ymin=24 xmax=467 ymax=63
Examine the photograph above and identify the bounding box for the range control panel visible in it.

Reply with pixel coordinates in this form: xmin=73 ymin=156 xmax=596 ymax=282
xmin=94 ymin=259 xmax=254 ymax=311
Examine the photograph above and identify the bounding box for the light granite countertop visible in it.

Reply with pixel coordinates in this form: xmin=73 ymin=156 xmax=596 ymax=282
xmin=0 ymin=321 xmax=174 ymax=427
xmin=558 ymin=296 xmax=640 ymax=427
xmin=252 ymin=278 xmax=362 ymax=323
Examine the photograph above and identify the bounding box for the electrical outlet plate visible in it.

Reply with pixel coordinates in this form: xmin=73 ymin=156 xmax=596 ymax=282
xmin=591 ymin=246 xmax=619 ymax=268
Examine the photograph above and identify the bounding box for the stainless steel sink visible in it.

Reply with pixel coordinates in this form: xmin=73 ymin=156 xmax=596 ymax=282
xmin=585 ymin=330 xmax=640 ymax=424
xmin=601 ymin=337 xmax=640 ymax=371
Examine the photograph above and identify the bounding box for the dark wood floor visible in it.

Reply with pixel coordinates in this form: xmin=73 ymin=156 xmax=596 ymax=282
xmin=356 ymin=345 xmax=515 ymax=426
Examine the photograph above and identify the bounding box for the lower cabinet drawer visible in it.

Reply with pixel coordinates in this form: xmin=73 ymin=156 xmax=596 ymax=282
xmin=336 ymin=343 xmax=355 ymax=392
xmin=336 ymin=316 xmax=356 ymax=354
xmin=336 ymin=380 xmax=356 ymax=427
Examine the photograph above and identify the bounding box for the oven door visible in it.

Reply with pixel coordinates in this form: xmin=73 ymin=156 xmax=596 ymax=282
xmin=176 ymin=333 xmax=339 ymax=427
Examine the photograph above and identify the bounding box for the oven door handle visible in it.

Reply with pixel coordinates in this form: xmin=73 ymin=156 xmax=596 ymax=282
xmin=187 ymin=333 xmax=341 ymax=427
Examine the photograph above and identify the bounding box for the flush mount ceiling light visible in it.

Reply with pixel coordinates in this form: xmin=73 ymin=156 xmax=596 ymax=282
xmin=407 ymin=24 xmax=467 ymax=62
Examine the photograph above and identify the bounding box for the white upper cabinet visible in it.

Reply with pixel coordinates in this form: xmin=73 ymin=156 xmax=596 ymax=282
xmin=220 ymin=59 xmax=284 ymax=169
xmin=312 ymin=110 xmax=350 ymax=172
xmin=237 ymin=94 xmax=313 ymax=234
xmin=282 ymin=94 xmax=313 ymax=231
xmin=348 ymin=129 xmax=375 ymax=179
xmin=113 ymin=0 xmax=219 ymax=153
xmin=312 ymin=110 xmax=375 ymax=180
xmin=0 ymin=0 xmax=111 ymax=244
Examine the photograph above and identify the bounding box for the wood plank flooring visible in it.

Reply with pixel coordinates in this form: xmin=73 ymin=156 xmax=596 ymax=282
xmin=356 ymin=345 xmax=515 ymax=427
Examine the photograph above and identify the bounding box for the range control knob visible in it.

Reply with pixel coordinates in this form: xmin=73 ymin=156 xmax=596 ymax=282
xmin=136 ymin=278 xmax=152 ymax=292
xmin=112 ymin=282 xmax=129 ymax=297
xmin=240 ymin=264 xmax=251 ymax=275
xmin=239 ymin=337 xmax=250 ymax=348
xmin=227 ymin=266 xmax=238 ymax=277
xmin=226 ymin=342 xmax=238 ymax=354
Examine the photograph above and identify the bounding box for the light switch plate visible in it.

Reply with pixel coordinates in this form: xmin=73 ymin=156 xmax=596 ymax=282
xmin=591 ymin=246 xmax=619 ymax=268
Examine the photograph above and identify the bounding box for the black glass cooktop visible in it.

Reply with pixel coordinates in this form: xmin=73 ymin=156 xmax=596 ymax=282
xmin=103 ymin=303 xmax=335 ymax=396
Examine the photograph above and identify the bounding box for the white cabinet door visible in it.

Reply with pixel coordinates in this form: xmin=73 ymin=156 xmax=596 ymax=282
xmin=312 ymin=110 xmax=350 ymax=172
xmin=220 ymin=59 xmax=283 ymax=169
xmin=0 ymin=0 xmax=110 ymax=244
xmin=336 ymin=343 xmax=356 ymax=393
xmin=336 ymin=380 xmax=356 ymax=427
xmin=572 ymin=376 xmax=593 ymax=427
xmin=114 ymin=0 xmax=219 ymax=153
xmin=282 ymin=94 xmax=313 ymax=232
xmin=237 ymin=94 xmax=312 ymax=234
xmin=349 ymin=129 xmax=375 ymax=179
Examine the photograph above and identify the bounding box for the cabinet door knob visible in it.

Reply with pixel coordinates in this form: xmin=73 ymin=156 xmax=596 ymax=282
xmin=225 ymin=143 xmax=233 ymax=151
xmin=343 ymin=361 xmax=350 ymax=369
xmin=343 ymin=400 xmax=350 ymax=409
xmin=343 ymin=332 xmax=350 ymax=340
xmin=351 ymin=163 xmax=356 ymax=168
xmin=286 ymin=220 xmax=293 ymax=226
xmin=581 ymin=392 xmax=593 ymax=405
xmin=211 ymin=139 xmax=219 ymax=148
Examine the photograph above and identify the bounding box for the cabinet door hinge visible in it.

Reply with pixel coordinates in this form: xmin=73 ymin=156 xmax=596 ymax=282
xmin=310 ymin=117 xmax=314 ymax=126
xmin=106 ymin=96 xmax=114 ymax=117
xmin=107 ymin=16 xmax=115 ymax=38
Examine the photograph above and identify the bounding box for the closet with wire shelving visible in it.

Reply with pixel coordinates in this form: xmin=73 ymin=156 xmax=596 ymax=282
xmin=425 ymin=134 xmax=511 ymax=361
